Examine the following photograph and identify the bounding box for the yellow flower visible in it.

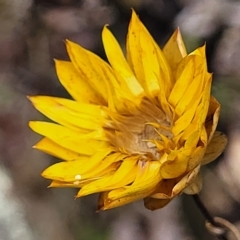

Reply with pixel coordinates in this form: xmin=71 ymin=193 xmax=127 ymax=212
xmin=29 ymin=10 xmax=227 ymax=211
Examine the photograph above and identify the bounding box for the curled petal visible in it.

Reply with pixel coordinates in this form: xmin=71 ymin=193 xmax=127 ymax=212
xmin=201 ymin=131 xmax=228 ymax=165
xmin=172 ymin=165 xmax=201 ymax=196
xmin=144 ymin=197 xmax=172 ymax=211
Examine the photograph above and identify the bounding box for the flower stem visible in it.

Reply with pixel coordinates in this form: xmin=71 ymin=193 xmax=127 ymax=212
xmin=192 ymin=194 xmax=227 ymax=240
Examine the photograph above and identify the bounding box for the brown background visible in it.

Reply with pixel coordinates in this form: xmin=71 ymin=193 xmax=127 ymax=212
xmin=0 ymin=0 xmax=239 ymax=239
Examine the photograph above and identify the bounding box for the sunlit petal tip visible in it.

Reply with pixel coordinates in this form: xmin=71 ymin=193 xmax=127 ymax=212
xmin=190 ymin=44 xmax=207 ymax=58
xmin=171 ymin=27 xmax=182 ymax=40
xmin=27 ymin=96 xmax=45 ymax=105
xmin=47 ymin=181 xmax=64 ymax=188
xmin=32 ymin=144 xmax=38 ymax=149
xmin=103 ymin=23 xmax=109 ymax=29
xmin=28 ymin=121 xmax=35 ymax=129
xmin=102 ymin=25 xmax=112 ymax=41
xmin=27 ymin=95 xmax=33 ymax=101
xmin=65 ymin=39 xmax=78 ymax=54
xmin=199 ymin=44 xmax=207 ymax=56
xmin=130 ymin=8 xmax=138 ymax=18
xmin=65 ymin=39 xmax=71 ymax=44
xmin=130 ymin=8 xmax=141 ymax=26
xmin=171 ymin=28 xmax=180 ymax=39
xmin=163 ymin=27 xmax=187 ymax=71
xmin=41 ymin=166 xmax=53 ymax=178
xmin=28 ymin=96 xmax=47 ymax=108
xmin=76 ymin=189 xmax=88 ymax=198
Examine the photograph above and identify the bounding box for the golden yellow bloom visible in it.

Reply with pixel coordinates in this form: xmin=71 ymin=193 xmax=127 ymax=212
xmin=29 ymin=11 xmax=227 ymax=211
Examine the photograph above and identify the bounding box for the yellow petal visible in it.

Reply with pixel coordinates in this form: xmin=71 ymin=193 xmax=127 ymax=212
xmin=127 ymin=10 xmax=172 ymax=97
xmin=78 ymin=157 xmax=138 ymax=196
xmin=29 ymin=96 xmax=107 ymax=131
xmin=163 ymin=28 xmax=187 ymax=72
xmin=160 ymin=147 xmax=191 ymax=179
xmin=49 ymin=179 xmax=95 ymax=188
xmin=42 ymin=148 xmax=115 ymax=182
xmin=174 ymin=75 xmax=212 ymax=138
xmin=185 ymin=130 xmax=201 ymax=149
xmin=29 ymin=121 xmax=110 ymax=155
xmin=102 ymin=26 xmax=144 ymax=97
xmin=34 ymin=137 xmax=83 ymax=161
xmin=199 ymin=75 xmax=212 ymax=125
xmin=55 ymin=60 xmax=102 ymax=104
xmin=168 ymin=55 xmax=196 ymax=108
xmin=173 ymin=55 xmax=206 ymax=117
xmin=27 ymin=10 xmax=226 ymax=211
xmin=138 ymin=30 xmax=160 ymax=97
xmin=107 ymin=161 xmax=161 ymax=200
xmin=201 ymin=131 xmax=228 ymax=165
xmin=66 ymin=40 xmax=117 ymax=105
xmin=172 ymin=96 xmax=201 ymax=136
xmin=172 ymin=165 xmax=200 ymax=196
xmin=190 ymin=44 xmax=206 ymax=56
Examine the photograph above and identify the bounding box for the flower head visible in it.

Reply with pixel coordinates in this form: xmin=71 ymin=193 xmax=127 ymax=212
xmin=29 ymin=11 xmax=227 ymax=210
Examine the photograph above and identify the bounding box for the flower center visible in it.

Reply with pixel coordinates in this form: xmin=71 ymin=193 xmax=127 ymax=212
xmin=106 ymin=98 xmax=173 ymax=160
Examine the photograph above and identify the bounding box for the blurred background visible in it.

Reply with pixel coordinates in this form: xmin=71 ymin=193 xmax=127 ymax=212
xmin=0 ymin=0 xmax=240 ymax=239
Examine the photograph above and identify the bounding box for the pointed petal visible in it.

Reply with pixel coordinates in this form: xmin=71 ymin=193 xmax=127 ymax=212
xmin=107 ymin=161 xmax=161 ymax=200
xmin=163 ymin=28 xmax=187 ymax=72
xmin=138 ymin=30 xmax=161 ymax=96
xmin=66 ymin=40 xmax=118 ymax=105
xmin=201 ymin=131 xmax=228 ymax=165
xmin=173 ymin=55 xmax=206 ymax=117
xmin=42 ymin=148 xmax=116 ymax=182
xmin=102 ymin=26 xmax=144 ymax=97
xmin=173 ymin=73 xmax=212 ymax=138
xmin=172 ymin=96 xmax=201 ymax=136
xmin=49 ymin=179 xmax=94 ymax=188
xmin=29 ymin=96 xmax=107 ymax=131
xmin=168 ymin=55 xmax=196 ymax=108
xmin=34 ymin=137 xmax=83 ymax=161
xmin=77 ymin=157 xmax=138 ymax=196
xmin=55 ymin=60 xmax=102 ymax=104
xmin=127 ymin=10 xmax=172 ymax=97
xmin=199 ymin=75 xmax=212 ymax=126
xmin=29 ymin=121 xmax=110 ymax=155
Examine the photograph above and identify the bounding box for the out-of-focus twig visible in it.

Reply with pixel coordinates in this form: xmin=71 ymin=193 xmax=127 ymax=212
xmin=206 ymin=217 xmax=240 ymax=240
xmin=192 ymin=194 xmax=228 ymax=240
